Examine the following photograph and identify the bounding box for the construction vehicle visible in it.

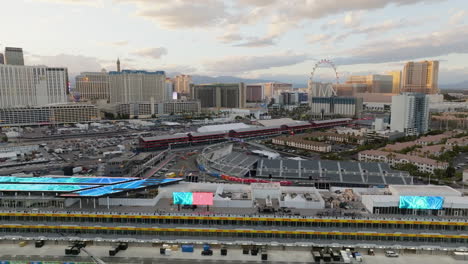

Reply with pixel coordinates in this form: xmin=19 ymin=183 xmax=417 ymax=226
xmin=178 ymin=166 xmax=185 ymax=177
xmin=165 ymin=172 xmax=176 ymax=178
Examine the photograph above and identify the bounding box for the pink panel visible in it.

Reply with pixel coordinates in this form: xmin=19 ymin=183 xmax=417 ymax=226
xmin=192 ymin=192 xmax=213 ymax=205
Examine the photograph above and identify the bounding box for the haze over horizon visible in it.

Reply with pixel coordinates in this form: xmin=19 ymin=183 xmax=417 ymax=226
xmin=1 ymin=0 xmax=468 ymax=87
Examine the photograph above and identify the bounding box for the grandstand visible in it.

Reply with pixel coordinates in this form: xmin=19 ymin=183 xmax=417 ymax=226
xmin=200 ymin=143 xmax=412 ymax=187
xmin=209 ymin=151 xmax=259 ymax=176
xmin=256 ymin=159 xmax=411 ymax=186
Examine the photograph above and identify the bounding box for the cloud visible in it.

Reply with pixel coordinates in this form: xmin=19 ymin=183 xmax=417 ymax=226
xmin=449 ymin=10 xmax=466 ymax=25
xmin=25 ymin=53 xmax=104 ymax=76
xmin=308 ymin=34 xmax=333 ymax=46
xmin=343 ymin=11 xmax=365 ymax=28
xmin=32 ymin=0 xmax=103 ymax=6
xmin=116 ymin=0 xmax=228 ymax=29
xmin=113 ymin=0 xmax=444 ymax=45
xmin=131 ymin=47 xmax=168 ymax=59
xmin=234 ymin=36 xmax=276 ymax=47
xmin=162 ymin=65 xmax=197 ymax=74
xmin=321 ymin=19 xmax=340 ymax=30
xmin=237 ymin=0 xmax=274 ymax=7
xmin=98 ymin=40 xmax=129 ymax=47
xmin=333 ymin=18 xmax=416 ymax=42
xmin=217 ymin=25 xmax=244 ymax=44
xmin=334 ymin=25 xmax=468 ymax=65
xmin=282 ymin=0 xmax=444 ymax=21
xmin=218 ymin=33 xmax=243 ymax=44
xmin=203 ymin=52 xmax=311 ymax=73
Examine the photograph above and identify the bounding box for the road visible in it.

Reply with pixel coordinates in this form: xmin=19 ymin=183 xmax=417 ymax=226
xmin=144 ymin=154 xmax=177 ymax=178
xmin=0 ymin=243 xmax=463 ymax=264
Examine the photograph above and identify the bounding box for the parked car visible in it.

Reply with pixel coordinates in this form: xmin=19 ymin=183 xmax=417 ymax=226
xmin=385 ymin=251 xmax=399 ymax=257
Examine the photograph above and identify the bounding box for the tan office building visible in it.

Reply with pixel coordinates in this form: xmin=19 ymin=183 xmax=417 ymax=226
xmin=173 ymin=75 xmax=192 ymax=94
xmin=401 ymin=61 xmax=439 ymax=94
xmin=387 ymin=70 xmax=402 ymax=94
xmin=263 ymin=82 xmax=292 ymax=98
xmin=346 ymin=74 xmax=393 ymax=93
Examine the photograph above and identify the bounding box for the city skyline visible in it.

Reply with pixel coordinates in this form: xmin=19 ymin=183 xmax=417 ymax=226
xmin=1 ymin=0 xmax=467 ymax=86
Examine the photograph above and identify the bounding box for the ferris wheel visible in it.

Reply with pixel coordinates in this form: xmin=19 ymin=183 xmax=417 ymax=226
xmin=308 ymin=59 xmax=339 ymax=97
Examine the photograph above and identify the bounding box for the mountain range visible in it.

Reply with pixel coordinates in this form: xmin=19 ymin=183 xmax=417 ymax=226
xmin=168 ymin=73 xmax=307 ymax=88
xmin=187 ymin=75 xmax=468 ymax=90
xmin=440 ymin=80 xmax=468 ymax=90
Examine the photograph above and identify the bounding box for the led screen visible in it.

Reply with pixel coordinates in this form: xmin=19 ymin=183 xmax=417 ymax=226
xmin=173 ymin=192 xmax=213 ymax=205
xmin=193 ymin=192 xmax=213 ymax=205
xmin=399 ymin=196 xmax=444 ymax=210
xmin=0 ymin=184 xmax=94 ymax=192
xmin=173 ymin=192 xmax=193 ymax=205
xmin=0 ymin=176 xmax=134 ymax=185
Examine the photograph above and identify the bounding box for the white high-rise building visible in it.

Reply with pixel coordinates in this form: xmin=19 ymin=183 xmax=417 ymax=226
xmin=75 ymin=72 xmax=110 ymax=102
xmin=109 ymin=70 xmax=166 ymax=103
xmin=390 ymin=93 xmax=429 ymax=136
xmin=165 ymin=78 xmax=174 ymax=100
xmin=0 ymin=64 xmax=68 ymax=108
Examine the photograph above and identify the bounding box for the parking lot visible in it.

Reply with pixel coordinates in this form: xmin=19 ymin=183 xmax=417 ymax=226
xmin=0 ymin=119 xmax=209 ymax=177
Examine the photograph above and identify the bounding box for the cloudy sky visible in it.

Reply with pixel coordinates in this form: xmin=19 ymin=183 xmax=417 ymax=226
xmin=1 ymin=0 xmax=468 ymax=85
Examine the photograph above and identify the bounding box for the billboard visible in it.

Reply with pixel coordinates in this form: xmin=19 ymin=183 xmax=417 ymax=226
xmin=192 ymin=192 xmax=213 ymax=205
xmin=399 ymin=196 xmax=444 ymax=210
xmin=173 ymin=192 xmax=213 ymax=205
xmin=173 ymin=192 xmax=193 ymax=205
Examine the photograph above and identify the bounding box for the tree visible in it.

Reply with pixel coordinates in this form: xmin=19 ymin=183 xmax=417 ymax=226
xmin=446 ymin=167 xmax=456 ymax=178
xmin=434 ymin=169 xmax=445 ymax=179
xmin=104 ymin=112 xmax=115 ymax=120
xmin=1 ymin=136 xmax=7 ymax=142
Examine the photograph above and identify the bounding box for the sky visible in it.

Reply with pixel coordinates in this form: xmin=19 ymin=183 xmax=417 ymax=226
xmin=1 ymin=0 xmax=468 ymax=86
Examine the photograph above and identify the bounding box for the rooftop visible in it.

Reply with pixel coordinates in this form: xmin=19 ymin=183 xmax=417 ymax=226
xmin=381 ymin=142 xmax=416 ymax=152
xmin=416 ymin=133 xmax=452 ymax=144
xmin=417 ymin=144 xmax=451 ymax=154
xmin=0 ymin=176 xmax=182 ymax=197
xmin=197 ymin=123 xmax=252 ymax=133
xmin=257 ymin=118 xmax=297 ymax=127
xmin=446 ymin=136 xmax=468 ymax=145
xmin=389 ymin=185 xmax=462 ymax=197
xmin=360 ymin=149 xmax=448 ymax=167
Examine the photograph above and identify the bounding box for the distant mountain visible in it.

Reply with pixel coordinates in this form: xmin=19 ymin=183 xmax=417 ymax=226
xmin=191 ymin=75 xmax=274 ymax=85
xmin=440 ymin=81 xmax=468 ymax=90
xmin=167 ymin=73 xmax=306 ymax=88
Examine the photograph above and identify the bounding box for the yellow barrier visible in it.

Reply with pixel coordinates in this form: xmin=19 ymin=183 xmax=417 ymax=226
xmin=1 ymin=212 xmax=467 ymax=227
xmin=1 ymin=224 xmax=467 ymax=239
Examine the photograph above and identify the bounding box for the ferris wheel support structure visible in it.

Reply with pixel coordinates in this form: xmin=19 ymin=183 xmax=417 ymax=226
xmin=308 ymin=59 xmax=339 ymax=97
